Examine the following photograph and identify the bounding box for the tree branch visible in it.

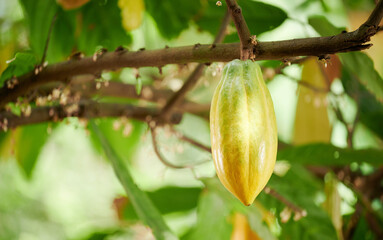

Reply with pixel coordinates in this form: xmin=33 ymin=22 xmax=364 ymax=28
xmin=225 ymin=0 xmax=254 ymax=59
xmin=1 ymin=1 xmax=382 ymax=109
xmin=0 ymin=101 xmax=182 ymax=131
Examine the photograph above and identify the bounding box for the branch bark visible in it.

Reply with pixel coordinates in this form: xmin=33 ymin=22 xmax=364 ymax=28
xmin=225 ymin=0 xmax=254 ymax=59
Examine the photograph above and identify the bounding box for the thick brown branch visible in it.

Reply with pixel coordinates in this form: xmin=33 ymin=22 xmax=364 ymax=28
xmin=1 ymin=1 xmax=382 ymax=109
xmin=225 ymin=0 xmax=253 ymax=59
xmin=364 ymin=0 xmax=383 ymax=27
xmin=0 ymin=102 xmax=182 ymax=130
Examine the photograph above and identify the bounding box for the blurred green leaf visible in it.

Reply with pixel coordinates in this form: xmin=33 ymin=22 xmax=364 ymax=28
xmin=19 ymin=0 xmax=57 ymax=59
xmin=352 ymin=216 xmax=377 ymax=240
xmin=19 ymin=0 xmax=75 ymax=62
xmin=278 ymin=143 xmax=383 ymax=166
xmin=121 ymin=187 xmax=202 ymax=220
xmin=80 ymin=229 xmax=123 ymax=240
xmin=90 ymin=121 xmax=178 ymax=240
xmin=88 ymin=119 xmax=146 ymax=163
xmin=135 ymin=78 xmax=142 ymax=95
xmin=308 ymin=15 xmax=345 ymax=36
xmin=0 ymin=161 xmax=66 ymax=239
xmin=0 ymin=52 xmax=37 ymax=85
xmin=148 ymin=187 xmax=201 ymax=214
xmin=183 ymin=178 xmax=275 ymax=240
xmin=181 ymin=184 xmax=233 ymax=240
xmin=78 ymin=0 xmax=132 ymax=54
xmin=144 ymin=0 xmax=201 ymax=39
xmin=15 ymin=123 xmax=50 ymax=178
xmin=196 ymin=0 xmax=287 ymax=39
xmin=258 ymin=165 xmax=337 ymax=240
xmin=341 ymin=67 xmax=383 ymax=139
xmin=340 ymin=52 xmax=383 ymax=103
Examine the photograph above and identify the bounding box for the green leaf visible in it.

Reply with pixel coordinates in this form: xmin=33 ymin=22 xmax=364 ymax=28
xmin=148 ymin=187 xmax=201 ymax=214
xmin=182 ymin=183 xmax=233 ymax=240
xmin=121 ymin=187 xmax=202 ymax=220
xmin=341 ymin=66 xmax=383 ymax=139
xmin=258 ymin=165 xmax=338 ymax=240
xmin=183 ymin=178 xmax=275 ymax=240
xmin=196 ymin=0 xmax=287 ymax=38
xmin=308 ymin=15 xmax=345 ymax=36
xmin=277 ymin=143 xmax=383 ymax=166
xmin=19 ymin=0 xmax=75 ymax=62
xmin=144 ymin=0 xmax=201 ymax=39
xmin=0 ymin=52 xmax=37 ymax=85
xmin=90 ymin=121 xmax=178 ymax=240
xmin=78 ymin=0 xmax=132 ymax=54
xmin=15 ymin=123 xmax=50 ymax=178
xmin=340 ymin=52 xmax=383 ymax=103
xmin=88 ymin=119 xmax=146 ymax=163
xmin=19 ymin=0 xmax=58 ymax=59
xmin=136 ymin=78 xmax=142 ymax=95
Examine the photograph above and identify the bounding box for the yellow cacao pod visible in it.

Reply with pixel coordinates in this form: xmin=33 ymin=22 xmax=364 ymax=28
xmin=210 ymin=60 xmax=278 ymax=206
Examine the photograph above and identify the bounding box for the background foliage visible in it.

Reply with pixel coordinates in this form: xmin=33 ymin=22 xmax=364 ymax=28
xmin=0 ymin=0 xmax=382 ymax=239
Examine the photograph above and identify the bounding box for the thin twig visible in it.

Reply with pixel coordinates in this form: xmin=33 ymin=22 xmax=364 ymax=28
xmin=158 ymin=10 xmax=231 ymax=121
xmin=150 ymin=126 xmax=186 ymax=169
xmin=40 ymin=12 xmax=58 ymax=66
xmin=264 ymin=187 xmax=307 ymax=220
xmin=169 ymin=126 xmax=211 ymax=153
xmin=149 ymin=126 xmax=211 ymax=169
xmin=225 ymin=0 xmax=254 ymax=60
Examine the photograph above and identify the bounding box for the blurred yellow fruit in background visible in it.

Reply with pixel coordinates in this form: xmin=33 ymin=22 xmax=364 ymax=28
xmin=118 ymin=0 xmax=145 ymax=31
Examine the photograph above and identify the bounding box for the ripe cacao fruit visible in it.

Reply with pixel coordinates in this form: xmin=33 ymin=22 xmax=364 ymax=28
xmin=210 ymin=60 xmax=278 ymax=206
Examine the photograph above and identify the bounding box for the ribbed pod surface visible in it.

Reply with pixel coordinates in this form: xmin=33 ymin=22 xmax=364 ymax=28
xmin=210 ymin=60 xmax=278 ymax=206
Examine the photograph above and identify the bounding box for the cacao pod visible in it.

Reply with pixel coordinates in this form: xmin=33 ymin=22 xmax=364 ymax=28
xmin=210 ymin=60 xmax=278 ymax=206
